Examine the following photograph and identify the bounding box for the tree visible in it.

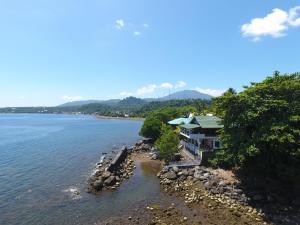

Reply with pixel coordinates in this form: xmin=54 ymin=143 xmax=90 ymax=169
xmin=139 ymin=115 xmax=162 ymax=140
xmin=139 ymin=107 xmax=183 ymax=140
xmin=211 ymin=72 xmax=300 ymax=183
xmin=155 ymin=124 xmax=179 ymax=163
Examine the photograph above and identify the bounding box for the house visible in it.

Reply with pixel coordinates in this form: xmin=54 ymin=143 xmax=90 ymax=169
xmin=168 ymin=114 xmax=223 ymax=161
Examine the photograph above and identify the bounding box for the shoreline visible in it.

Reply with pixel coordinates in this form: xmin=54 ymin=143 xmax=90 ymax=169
xmin=91 ymin=140 xmax=299 ymax=225
xmin=95 ymin=115 xmax=145 ymax=121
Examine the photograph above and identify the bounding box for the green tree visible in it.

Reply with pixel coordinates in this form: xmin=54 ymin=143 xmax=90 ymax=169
xmin=139 ymin=115 xmax=162 ymax=140
xmin=211 ymin=72 xmax=300 ymax=183
xmin=155 ymin=124 xmax=179 ymax=163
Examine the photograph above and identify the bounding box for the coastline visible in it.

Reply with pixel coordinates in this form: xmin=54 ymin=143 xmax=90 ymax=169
xmin=95 ymin=115 xmax=145 ymax=121
xmin=91 ymin=140 xmax=299 ymax=225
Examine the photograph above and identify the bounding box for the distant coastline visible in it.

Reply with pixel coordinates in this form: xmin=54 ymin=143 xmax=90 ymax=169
xmin=95 ymin=115 xmax=145 ymax=121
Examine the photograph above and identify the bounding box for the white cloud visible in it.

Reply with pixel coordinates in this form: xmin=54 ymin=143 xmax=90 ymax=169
xmin=133 ymin=31 xmax=141 ymax=36
xmin=62 ymin=95 xmax=83 ymax=101
xmin=241 ymin=6 xmax=300 ymax=41
xmin=136 ymin=84 xmax=157 ymax=96
xmin=174 ymin=81 xmax=187 ymax=88
xmin=120 ymin=91 xmax=133 ymax=97
xmin=115 ymin=19 xmax=125 ymax=29
xmin=194 ymin=88 xmax=225 ymax=97
xmin=120 ymin=81 xmax=187 ymax=98
xmin=143 ymin=23 xmax=149 ymax=28
xmin=161 ymin=82 xmax=174 ymax=89
xmin=289 ymin=6 xmax=300 ymax=26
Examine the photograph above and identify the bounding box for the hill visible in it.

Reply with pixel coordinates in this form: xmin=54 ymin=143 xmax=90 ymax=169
xmin=58 ymin=100 xmax=102 ymax=107
xmin=159 ymin=90 xmax=212 ymax=101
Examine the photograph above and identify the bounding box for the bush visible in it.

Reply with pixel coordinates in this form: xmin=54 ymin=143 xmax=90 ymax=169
xmin=139 ymin=115 xmax=162 ymax=140
xmin=155 ymin=124 xmax=179 ymax=163
xmin=139 ymin=107 xmax=183 ymax=140
xmin=211 ymin=72 xmax=300 ymax=183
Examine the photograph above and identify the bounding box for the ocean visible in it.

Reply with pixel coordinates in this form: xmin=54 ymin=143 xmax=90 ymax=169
xmin=0 ymin=114 xmax=164 ymax=225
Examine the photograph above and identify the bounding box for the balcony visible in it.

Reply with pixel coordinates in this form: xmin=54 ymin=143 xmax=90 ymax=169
xmin=180 ymin=131 xmax=205 ymax=140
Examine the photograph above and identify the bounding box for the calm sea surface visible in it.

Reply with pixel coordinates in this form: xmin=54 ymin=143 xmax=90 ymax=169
xmin=0 ymin=114 xmax=164 ymax=225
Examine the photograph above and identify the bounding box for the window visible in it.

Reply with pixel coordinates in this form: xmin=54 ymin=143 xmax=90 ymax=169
xmin=214 ymin=140 xmax=220 ymax=149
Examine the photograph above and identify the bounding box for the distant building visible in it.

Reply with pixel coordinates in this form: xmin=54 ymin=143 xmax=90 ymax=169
xmin=168 ymin=114 xmax=223 ymax=161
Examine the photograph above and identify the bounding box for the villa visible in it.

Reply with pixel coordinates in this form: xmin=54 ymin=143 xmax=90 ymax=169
xmin=168 ymin=114 xmax=223 ymax=162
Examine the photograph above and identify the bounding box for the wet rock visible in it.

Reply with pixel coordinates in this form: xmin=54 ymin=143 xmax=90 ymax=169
xmin=104 ymin=176 xmax=116 ymax=186
xmin=94 ymin=179 xmax=104 ymax=190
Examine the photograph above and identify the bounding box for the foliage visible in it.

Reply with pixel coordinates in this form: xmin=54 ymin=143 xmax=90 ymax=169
xmin=210 ymin=72 xmax=300 ymax=183
xmin=139 ymin=107 xmax=184 ymax=140
xmin=155 ymin=124 xmax=180 ymax=163
xmin=139 ymin=115 xmax=162 ymax=140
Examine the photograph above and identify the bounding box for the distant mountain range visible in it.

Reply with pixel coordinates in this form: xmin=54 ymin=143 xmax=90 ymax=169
xmin=58 ymin=90 xmax=213 ymax=107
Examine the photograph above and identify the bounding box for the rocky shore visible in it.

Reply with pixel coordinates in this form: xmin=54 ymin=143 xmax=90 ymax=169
xmin=90 ymin=140 xmax=299 ymax=224
xmin=158 ymin=166 xmax=266 ymax=223
xmin=87 ymin=140 xmax=153 ymax=193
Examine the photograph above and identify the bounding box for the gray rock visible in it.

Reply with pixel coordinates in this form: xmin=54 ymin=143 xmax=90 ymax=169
xmin=94 ymin=179 xmax=104 ymax=190
xmin=203 ymin=173 xmax=210 ymax=178
xmin=164 ymin=171 xmax=177 ymax=180
xmin=104 ymin=176 xmax=116 ymax=186
xmin=218 ymin=181 xmax=226 ymax=187
xmin=194 ymin=172 xmax=202 ymax=179
xmin=102 ymin=171 xmax=111 ymax=179
xmin=172 ymin=166 xmax=179 ymax=173
xmin=182 ymin=169 xmax=189 ymax=176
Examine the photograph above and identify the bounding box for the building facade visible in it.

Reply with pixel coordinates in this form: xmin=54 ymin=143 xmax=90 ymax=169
xmin=168 ymin=115 xmax=223 ymax=160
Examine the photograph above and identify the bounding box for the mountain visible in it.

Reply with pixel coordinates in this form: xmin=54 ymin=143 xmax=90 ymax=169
xmin=118 ymin=97 xmax=146 ymax=106
xmin=58 ymin=99 xmax=121 ymax=107
xmin=58 ymin=100 xmax=103 ymax=107
xmin=58 ymin=90 xmax=212 ymax=107
xmin=159 ymin=90 xmax=212 ymax=101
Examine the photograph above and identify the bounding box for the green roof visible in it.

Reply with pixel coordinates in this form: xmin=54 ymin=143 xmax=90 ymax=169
xmin=195 ymin=116 xmax=223 ymax=129
xmin=168 ymin=117 xmax=193 ymax=125
xmin=179 ymin=124 xmax=200 ymax=129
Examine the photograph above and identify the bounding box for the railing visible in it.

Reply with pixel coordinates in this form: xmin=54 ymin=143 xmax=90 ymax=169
xmin=180 ymin=131 xmax=205 ymax=140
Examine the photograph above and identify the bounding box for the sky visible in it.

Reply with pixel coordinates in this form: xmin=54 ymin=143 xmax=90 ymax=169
xmin=0 ymin=0 xmax=300 ymax=107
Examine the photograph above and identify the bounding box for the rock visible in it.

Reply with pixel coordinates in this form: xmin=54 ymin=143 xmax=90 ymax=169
xmin=182 ymin=169 xmax=189 ymax=176
xmin=101 ymin=171 xmax=111 ymax=179
xmin=203 ymin=173 xmax=210 ymax=179
xmin=104 ymin=176 xmax=116 ymax=186
xmin=164 ymin=171 xmax=177 ymax=180
xmin=172 ymin=166 xmax=179 ymax=173
xmin=194 ymin=172 xmax=202 ymax=179
xmin=218 ymin=181 xmax=226 ymax=187
xmin=93 ymin=179 xmax=104 ymax=190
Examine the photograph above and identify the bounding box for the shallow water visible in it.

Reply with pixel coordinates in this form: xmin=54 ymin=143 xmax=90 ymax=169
xmin=0 ymin=114 xmax=164 ymax=225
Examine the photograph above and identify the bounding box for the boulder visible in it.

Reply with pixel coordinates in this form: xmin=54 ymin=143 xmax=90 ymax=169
xmin=94 ymin=179 xmax=104 ymax=190
xmin=218 ymin=181 xmax=226 ymax=187
xmin=172 ymin=166 xmax=179 ymax=173
xmin=102 ymin=171 xmax=111 ymax=179
xmin=182 ymin=169 xmax=189 ymax=176
xmin=164 ymin=171 xmax=177 ymax=180
xmin=104 ymin=176 xmax=116 ymax=186
xmin=194 ymin=172 xmax=202 ymax=179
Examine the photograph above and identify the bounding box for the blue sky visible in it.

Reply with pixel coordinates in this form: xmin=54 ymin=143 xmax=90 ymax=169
xmin=0 ymin=0 xmax=299 ymax=107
